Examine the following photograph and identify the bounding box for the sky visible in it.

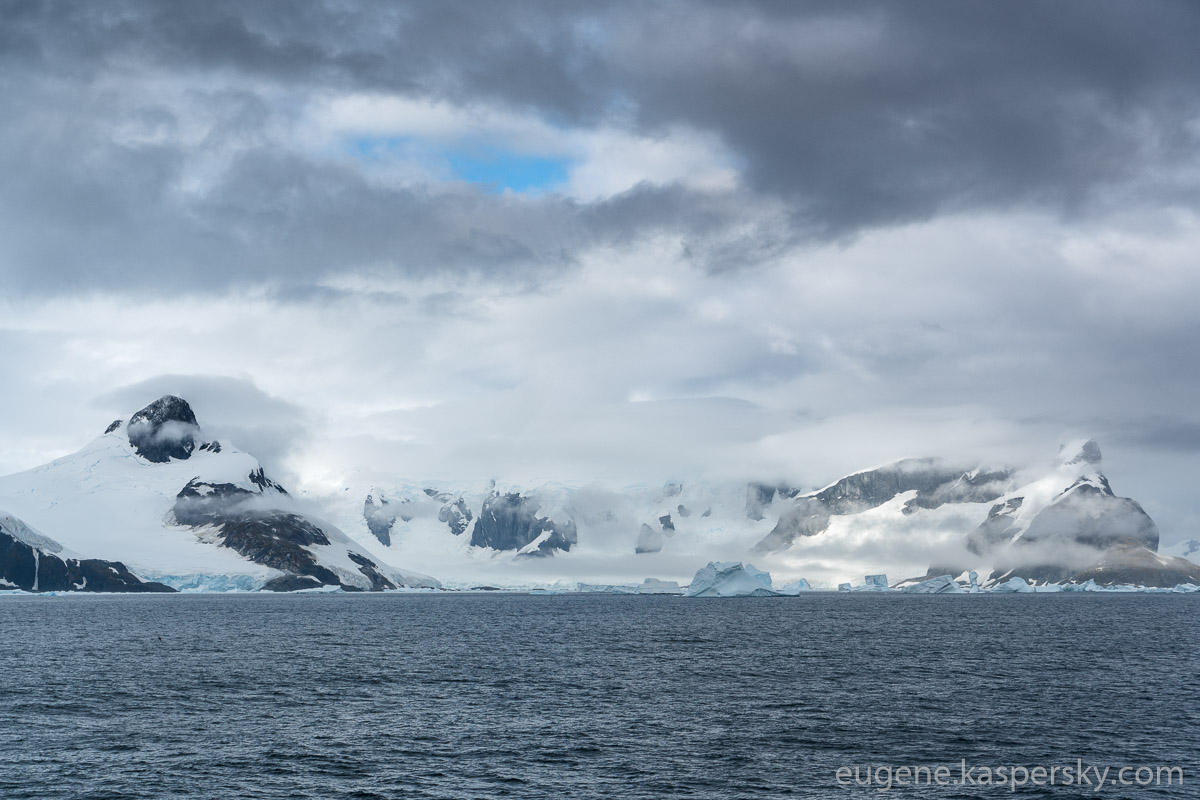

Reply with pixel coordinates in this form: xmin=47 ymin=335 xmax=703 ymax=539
xmin=1 ymin=1 xmax=1199 ymax=543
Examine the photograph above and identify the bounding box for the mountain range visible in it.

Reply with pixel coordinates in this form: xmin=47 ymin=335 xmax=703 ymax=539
xmin=1 ymin=395 xmax=1196 ymax=591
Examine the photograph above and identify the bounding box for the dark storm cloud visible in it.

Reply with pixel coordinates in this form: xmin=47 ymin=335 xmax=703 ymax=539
xmin=1 ymin=0 xmax=1199 ymax=294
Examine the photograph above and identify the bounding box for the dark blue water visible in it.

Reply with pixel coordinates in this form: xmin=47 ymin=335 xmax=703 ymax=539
xmin=0 ymin=594 xmax=1196 ymax=799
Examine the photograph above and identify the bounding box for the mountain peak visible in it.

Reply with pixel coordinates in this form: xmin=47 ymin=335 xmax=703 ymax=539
xmin=126 ymin=396 xmax=202 ymax=463
xmin=1056 ymin=438 xmax=1102 ymax=468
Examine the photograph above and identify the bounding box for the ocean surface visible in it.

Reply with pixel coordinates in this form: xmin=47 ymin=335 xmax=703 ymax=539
xmin=0 ymin=593 xmax=1196 ymax=799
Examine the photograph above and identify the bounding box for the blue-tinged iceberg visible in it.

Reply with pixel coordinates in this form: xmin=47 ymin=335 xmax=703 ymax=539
xmin=990 ymin=576 xmax=1035 ymax=593
xmin=686 ymin=561 xmax=778 ymax=597
xmin=902 ymin=575 xmax=965 ymax=594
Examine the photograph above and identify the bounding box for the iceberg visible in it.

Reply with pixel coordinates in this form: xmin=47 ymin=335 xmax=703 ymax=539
xmin=1173 ymin=583 xmax=1200 ymax=593
xmin=902 ymin=575 xmax=965 ymax=594
xmin=990 ymin=576 xmax=1035 ymax=593
xmin=144 ymin=573 xmax=266 ymax=593
xmin=686 ymin=561 xmax=778 ymax=597
xmin=776 ymin=579 xmax=813 ymax=595
xmin=638 ymin=578 xmax=683 ymax=595
xmin=577 ymin=583 xmax=639 ymax=594
xmin=1062 ymin=579 xmax=1100 ymax=592
xmin=841 ymin=574 xmax=893 ymax=592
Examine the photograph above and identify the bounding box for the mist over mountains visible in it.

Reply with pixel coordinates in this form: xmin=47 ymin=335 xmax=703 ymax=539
xmin=2 ymin=395 xmax=1196 ymax=593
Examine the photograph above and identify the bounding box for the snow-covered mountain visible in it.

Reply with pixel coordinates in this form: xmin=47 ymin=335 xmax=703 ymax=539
xmin=1 ymin=396 xmax=1187 ymax=591
xmin=0 ymin=396 xmax=438 ymax=592
xmin=0 ymin=511 xmax=173 ymax=592
xmin=1161 ymin=538 xmax=1200 ymax=565
xmin=320 ymin=439 xmax=1193 ymax=589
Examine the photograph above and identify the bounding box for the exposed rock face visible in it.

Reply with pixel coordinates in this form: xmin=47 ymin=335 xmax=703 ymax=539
xmin=966 ymin=497 xmax=1025 ymax=555
xmin=635 ymin=523 xmax=662 ymax=554
xmin=126 ymin=395 xmax=202 ymax=463
xmin=951 ymin=441 xmax=1193 ymax=588
xmin=1059 ymin=438 xmax=1103 ymax=467
xmin=755 ymin=460 xmax=1013 ymax=553
xmin=1022 ymin=481 xmax=1157 ymax=551
xmin=470 ymin=492 xmax=577 ymax=556
xmin=0 ymin=514 xmax=173 ymax=593
xmin=362 ymin=489 xmax=473 ymax=544
xmin=745 ymin=482 xmax=799 ymax=521
xmin=438 ymin=497 xmax=472 ymax=536
xmin=175 ymin=477 xmax=396 ymax=591
xmin=363 ymin=493 xmax=401 ymax=546
xmin=967 ymin=444 xmax=1159 ymax=581
xmin=1070 ymin=545 xmax=1200 ymax=588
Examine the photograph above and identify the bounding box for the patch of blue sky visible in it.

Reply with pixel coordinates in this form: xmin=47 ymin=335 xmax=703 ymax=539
xmin=345 ymin=135 xmax=572 ymax=194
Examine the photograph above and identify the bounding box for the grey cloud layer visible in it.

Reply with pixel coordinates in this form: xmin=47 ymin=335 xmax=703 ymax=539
xmin=3 ymin=1 xmax=1199 ymax=292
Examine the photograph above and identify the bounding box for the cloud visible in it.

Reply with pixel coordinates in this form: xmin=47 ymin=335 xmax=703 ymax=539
xmin=2 ymin=1 xmax=1198 ymax=297
xmin=2 ymin=1 xmax=1200 ymax=565
xmin=92 ymin=375 xmax=311 ymax=480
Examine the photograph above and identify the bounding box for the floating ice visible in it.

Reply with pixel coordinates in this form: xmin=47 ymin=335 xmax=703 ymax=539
xmin=776 ymin=579 xmax=813 ymax=595
xmin=145 ymin=573 xmax=265 ymax=593
xmin=990 ymin=576 xmax=1035 ymax=593
xmin=1062 ymin=579 xmax=1099 ymax=592
xmin=686 ymin=561 xmax=778 ymax=597
xmin=638 ymin=578 xmax=682 ymax=595
xmin=577 ymin=583 xmax=638 ymax=594
xmin=902 ymin=575 xmax=965 ymax=594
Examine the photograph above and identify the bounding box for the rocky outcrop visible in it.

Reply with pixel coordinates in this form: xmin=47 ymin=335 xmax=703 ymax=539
xmin=0 ymin=513 xmax=173 ymax=593
xmin=437 ymin=496 xmax=472 ymax=536
xmin=745 ymin=482 xmax=799 ymax=521
xmin=362 ymin=489 xmax=473 ymax=545
xmin=1021 ymin=479 xmax=1157 ymax=551
xmin=635 ymin=522 xmax=661 ymax=554
xmin=755 ymin=460 xmax=1013 ymax=553
xmin=1070 ymin=545 xmax=1200 ymax=588
xmin=363 ymin=493 xmax=404 ymax=546
xmin=967 ymin=442 xmax=1160 ymax=580
xmin=470 ymin=491 xmax=577 ymax=556
xmin=126 ymin=395 xmax=203 ymax=463
xmin=175 ymin=476 xmax=398 ymax=591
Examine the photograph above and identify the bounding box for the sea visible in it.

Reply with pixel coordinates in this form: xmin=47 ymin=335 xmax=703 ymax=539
xmin=0 ymin=593 xmax=1196 ymax=799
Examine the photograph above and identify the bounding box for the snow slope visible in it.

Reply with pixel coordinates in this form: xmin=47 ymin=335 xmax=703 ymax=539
xmin=0 ymin=397 xmax=438 ymax=591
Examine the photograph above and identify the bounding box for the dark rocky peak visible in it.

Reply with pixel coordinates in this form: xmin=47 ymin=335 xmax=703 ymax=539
xmin=1059 ymin=473 xmax=1113 ymax=499
xmin=745 ymin=482 xmax=800 ymax=520
xmin=249 ymin=467 xmax=287 ymax=495
xmin=363 ymin=494 xmax=401 ymax=546
xmin=471 ymin=491 xmax=576 ymax=556
xmin=755 ymin=459 xmax=1014 ymax=554
xmin=438 ymin=497 xmax=472 ymax=536
xmin=126 ymin=396 xmax=202 ymax=463
xmin=1057 ymin=439 xmax=1102 ymax=467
